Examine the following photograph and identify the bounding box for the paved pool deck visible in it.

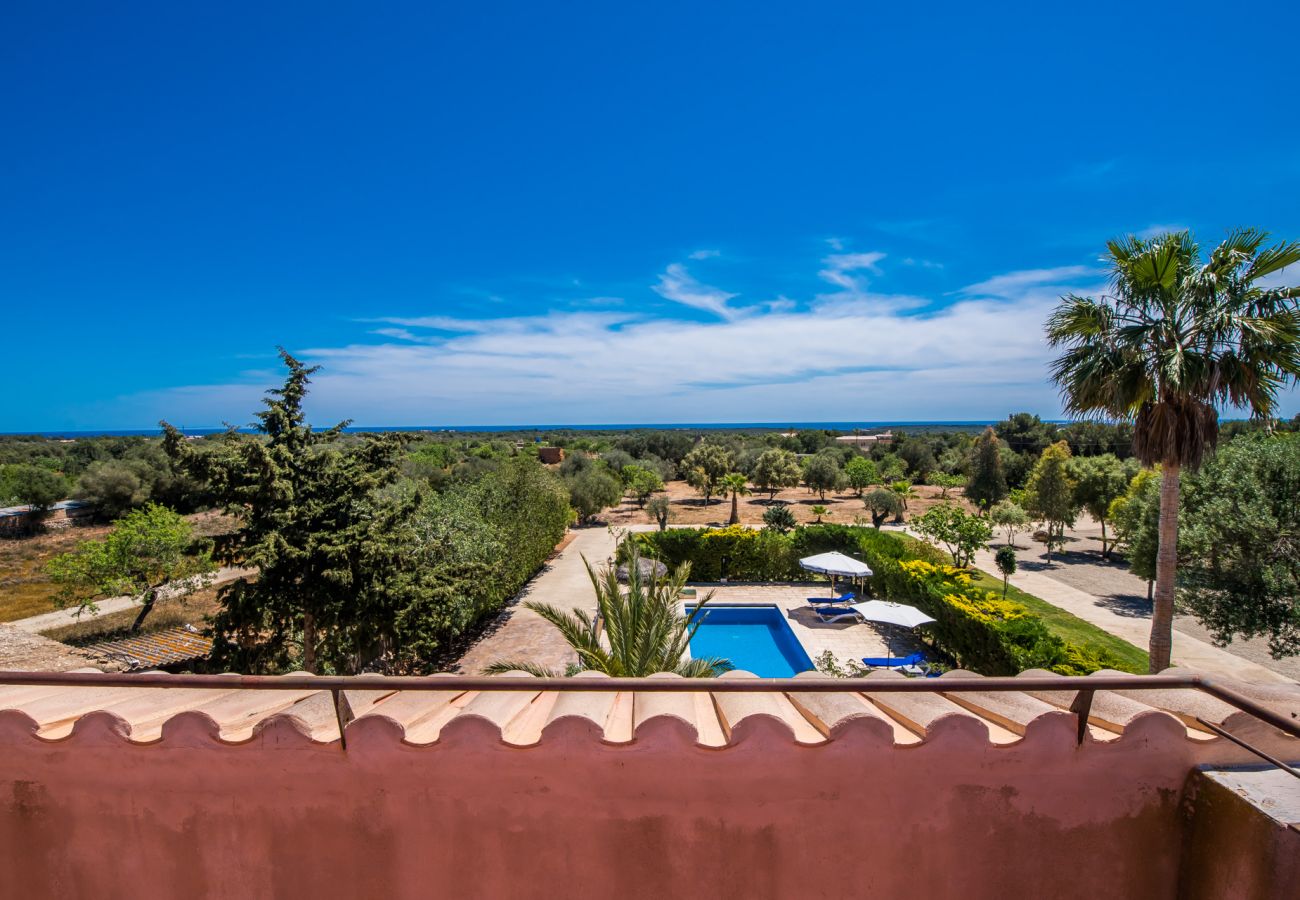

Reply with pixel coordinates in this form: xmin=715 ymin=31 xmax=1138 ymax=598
xmin=688 ymin=583 xmax=916 ymax=668
xmin=454 ymin=525 xmax=909 ymax=675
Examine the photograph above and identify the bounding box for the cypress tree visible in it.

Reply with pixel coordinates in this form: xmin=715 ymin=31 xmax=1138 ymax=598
xmin=164 ymin=350 xmax=420 ymax=673
xmin=966 ymin=426 xmax=1008 ymax=511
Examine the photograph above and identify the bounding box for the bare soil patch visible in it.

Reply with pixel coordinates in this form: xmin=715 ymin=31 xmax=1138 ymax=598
xmin=604 ymin=480 xmax=971 ymax=528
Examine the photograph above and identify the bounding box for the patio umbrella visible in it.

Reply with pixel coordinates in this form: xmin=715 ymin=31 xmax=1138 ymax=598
xmin=616 ymin=558 xmax=668 ymax=583
xmin=850 ymin=600 xmax=936 ymax=665
xmin=799 ymin=551 xmax=872 ymax=598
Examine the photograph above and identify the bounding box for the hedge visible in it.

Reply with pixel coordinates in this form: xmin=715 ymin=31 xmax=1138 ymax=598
xmin=636 ymin=525 xmax=1124 ymax=676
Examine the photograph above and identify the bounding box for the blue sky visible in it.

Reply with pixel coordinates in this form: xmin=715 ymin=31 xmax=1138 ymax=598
xmin=3 ymin=1 xmax=1299 ymax=431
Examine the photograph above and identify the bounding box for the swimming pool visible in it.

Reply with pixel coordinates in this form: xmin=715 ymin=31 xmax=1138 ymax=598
xmin=685 ymin=604 xmax=816 ymax=677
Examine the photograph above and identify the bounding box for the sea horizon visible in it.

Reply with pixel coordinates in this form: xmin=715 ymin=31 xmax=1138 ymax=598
xmin=4 ymin=419 xmax=1034 ymax=439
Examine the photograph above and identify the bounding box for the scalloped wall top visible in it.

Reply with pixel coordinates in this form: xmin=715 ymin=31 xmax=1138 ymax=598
xmin=0 ymin=668 xmax=1296 ymax=752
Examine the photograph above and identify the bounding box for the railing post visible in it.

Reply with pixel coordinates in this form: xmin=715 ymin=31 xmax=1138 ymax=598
xmin=1069 ymin=689 xmax=1095 ymax=745
xmin=331 ymin=688 xmax=349 ymax=750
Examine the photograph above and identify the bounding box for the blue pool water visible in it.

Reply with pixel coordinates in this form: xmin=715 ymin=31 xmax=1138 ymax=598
xmin=685 ymin=605 xmax=816 ymax=677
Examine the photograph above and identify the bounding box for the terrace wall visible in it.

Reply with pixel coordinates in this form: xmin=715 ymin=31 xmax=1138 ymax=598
xmin=1 ymin=684 xmax=1296 ymax=899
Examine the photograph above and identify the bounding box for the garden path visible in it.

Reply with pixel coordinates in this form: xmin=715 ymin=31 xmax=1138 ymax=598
xmin=453 ymin=527 xmax=624 ymax=674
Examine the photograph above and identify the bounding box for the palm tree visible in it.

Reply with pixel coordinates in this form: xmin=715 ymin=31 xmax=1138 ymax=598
xmin=483 ymin=544 xmax=732 ymax=677
xmin=1047 ymin=229 xmax=1300 ymax=672
xmin=888 ymin=480 xmax=916 ymax=523
xmin=810 ymin=504 xmax=828 ymax=523
xmin=721 ymin=472 xmax=751 ymax=525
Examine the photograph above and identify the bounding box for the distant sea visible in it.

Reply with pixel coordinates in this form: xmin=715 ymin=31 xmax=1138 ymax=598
xmin=6 ymin=420 xmax=1023 ymax=438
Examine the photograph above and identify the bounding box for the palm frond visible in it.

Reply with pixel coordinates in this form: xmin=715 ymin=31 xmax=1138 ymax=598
xmin=481 ymin=660 xmax=563 ymax=678
xmin=496 ymin=542 xmax=730 ymax=677
xmin=1049 ymin=227 xmax=1300 ymax=470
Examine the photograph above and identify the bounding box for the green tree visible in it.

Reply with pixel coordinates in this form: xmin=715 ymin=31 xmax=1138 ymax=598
xmin=913 ymin=502 xmax=992 ymax=568
xmin=646 ymin=495 xmax=672 ymax=531
xmin=1179 ymin=434 xmax=1300 ymax=658
xmin=994 ymin=545 xmax=1018 ymax=598
xmin=681 ymin=443 xmax=734 ymax=505
xmin=898 ymin=440 xmax=937 ymax=480
xmin=762 ymin=504 xmax=796 ymax=533
xmin=863 ymin=488 xmax=902 ymax=528
xmin=1108 ymin=469 xmax=1161 ymax=603
xmin=750 ymin=448 xmax=801 ymax=500
xmin=930 ymin=472 xmax=966 ymax=499
xmin=989 ymin=499 xmax=1030 ymax=548
xmin=878 ymin=454 xmax=907 ymax=484
xmin=810 ymin=504 xmax=828 ymax=523
xmin=568 ymin=466 xmax=624 ymax=524
xmin=164 ymin=350 xmax=425 ymax=674
xmin=1025 ymin=441 xmax=1078 ymax=562
xmin=802 ymin=453 xmax=841 ymax=500
xmin=721 ymin=472 xmax=751 ymax=525
xmin=965 ymin=426 xmax=1008 ymax=510
xmin=10 ymin=464 xmax=67 ymax=512
xmin=1047 ymin=229 xmax=1300 ymax=671
xmin=47 ymin=503 xmax=216 ymax=632
xmin=843 ymin=456 xmax=879 ymax=495
xmin=77 ymin=459 xmax=154 ymax=520
xmin=621 ymin=464 xmax=664 ymax=508
xmin=1069 ymin=453 xmax=1131 ymax=558
xmin=484 ymin=545 xmax=731 ymax=677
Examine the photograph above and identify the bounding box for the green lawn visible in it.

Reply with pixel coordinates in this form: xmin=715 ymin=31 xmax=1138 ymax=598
xmin=965 ymin=567 xmax=1149 ymax=673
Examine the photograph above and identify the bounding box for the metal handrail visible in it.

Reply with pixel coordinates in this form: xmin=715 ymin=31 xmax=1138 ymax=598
xmin=1 ymin=670 xmax=1296 ymax=740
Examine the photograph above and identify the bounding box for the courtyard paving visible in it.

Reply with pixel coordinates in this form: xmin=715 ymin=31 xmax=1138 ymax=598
xmin=454 ymin=525 xmax=914 ymax=675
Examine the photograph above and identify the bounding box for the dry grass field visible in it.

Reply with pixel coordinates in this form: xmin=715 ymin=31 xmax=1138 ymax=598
xmin=0 ymin=510 xmax=236 ymax=624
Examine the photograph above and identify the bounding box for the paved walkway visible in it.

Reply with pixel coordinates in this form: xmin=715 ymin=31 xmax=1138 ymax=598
xmin=454 ymin=528 xmax=621 ymax=674
xmin=12 ymin=566 xmax=251 ymax=635
xmin=966 ymin=544 xmax=1290 ymax=684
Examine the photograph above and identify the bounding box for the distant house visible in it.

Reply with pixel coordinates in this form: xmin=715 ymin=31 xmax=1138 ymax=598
xmin=537 ymin=447 xmax=565 ymax=464
xmin=0 ymin=500 xmax=93 ymax=535
xmin=834 ymin=431 xmax=894 ymax=448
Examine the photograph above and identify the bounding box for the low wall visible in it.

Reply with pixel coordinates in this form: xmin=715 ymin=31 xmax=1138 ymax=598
xmin=2 ymin=710 xmax=1290 ymax=900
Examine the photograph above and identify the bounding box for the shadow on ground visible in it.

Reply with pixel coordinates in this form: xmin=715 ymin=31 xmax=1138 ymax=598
xmin=1092 ymin=592 xmax=1152 ymax=619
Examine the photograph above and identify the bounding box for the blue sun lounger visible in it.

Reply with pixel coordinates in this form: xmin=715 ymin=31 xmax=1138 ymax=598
xmin=861 ymin=652 xmax=927 ymax=668
xmin=806 ymin=593 xmax=855 ymax=607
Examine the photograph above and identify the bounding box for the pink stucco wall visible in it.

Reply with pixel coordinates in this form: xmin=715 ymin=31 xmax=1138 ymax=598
xmin=5 ymin=708 xmax=1286 ymax=900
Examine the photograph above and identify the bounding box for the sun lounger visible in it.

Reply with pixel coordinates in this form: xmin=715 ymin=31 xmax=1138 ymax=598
xmin=860 ymin=652 xmax=926 ymax=668
xmin=813 ymin=606 xmax=862 ymax=623
xmin=806 ymin=593 xmax=855 ymax=607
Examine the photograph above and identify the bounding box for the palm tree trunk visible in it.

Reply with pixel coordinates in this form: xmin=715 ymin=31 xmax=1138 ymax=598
xmin=1149 ymin=464 xmax=1180 ymax=673
xmin=729 ymin=492 xmax=739 ymax=525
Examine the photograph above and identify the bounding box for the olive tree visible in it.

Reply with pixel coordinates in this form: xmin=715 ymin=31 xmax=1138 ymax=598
xmin=47 ymin=503 xmax=216 ymax=632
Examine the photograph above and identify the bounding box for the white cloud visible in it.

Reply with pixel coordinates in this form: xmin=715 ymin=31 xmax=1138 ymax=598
xmin=688 ymin=249 xmax=721 ymax=260
xmin=651 ymin=263 xmax=739 ymax=319
xmin=819 ymin=252 xmax=885 ymax=288
xmin=101 ymin=256 xmax=1084 ymax=427
xmin=959 ymin=265 xmax=1098 ymax=298
xmin=1259 ymin=262 xmax=1300 ymax=291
